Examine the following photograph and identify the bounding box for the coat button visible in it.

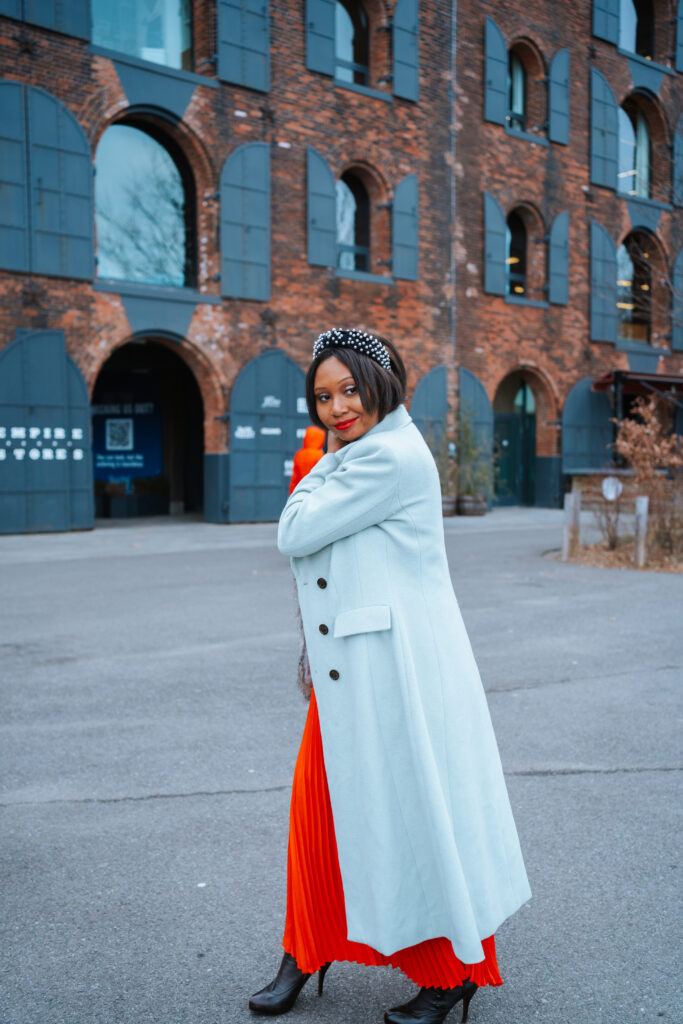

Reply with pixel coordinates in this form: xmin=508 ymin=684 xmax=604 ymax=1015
xmin=319 ymin=624 xmax=329 ymax=635
xmin=317 ymin=577 xmax=327 ymax=589
xmin=329 ymin=669 xmax=339 ymax=680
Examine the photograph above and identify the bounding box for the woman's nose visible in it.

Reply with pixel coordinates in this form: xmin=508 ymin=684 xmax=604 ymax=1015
xmin=331 ymin=393 xmax=348 ymax=416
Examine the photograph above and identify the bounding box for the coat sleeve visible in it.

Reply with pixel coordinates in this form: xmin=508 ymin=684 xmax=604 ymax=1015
xmin=278 ymin=445 xmax=401 ymax=557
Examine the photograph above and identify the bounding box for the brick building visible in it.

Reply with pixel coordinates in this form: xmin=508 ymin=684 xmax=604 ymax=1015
xmin=454 ymin=0 xmax=683 ymax=508
xmin=0 ymin=1 xmax=682 ymax=533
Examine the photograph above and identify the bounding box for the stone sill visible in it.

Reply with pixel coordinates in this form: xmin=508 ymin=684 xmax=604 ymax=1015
xmin=89 ymin=45 xmax=219 ymax=88
xmin=94 ymin=280 xmax=221 ymax=304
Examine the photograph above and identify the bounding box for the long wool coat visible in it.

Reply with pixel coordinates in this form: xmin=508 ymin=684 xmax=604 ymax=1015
xmin=278 ymin=404 xmax=531 ymax=965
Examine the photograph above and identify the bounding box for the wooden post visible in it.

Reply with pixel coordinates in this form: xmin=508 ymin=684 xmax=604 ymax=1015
xmin=562 ymin=491 xmax=581 ymax=561
xmin=634 ymin=495 xmax=649 ymax=568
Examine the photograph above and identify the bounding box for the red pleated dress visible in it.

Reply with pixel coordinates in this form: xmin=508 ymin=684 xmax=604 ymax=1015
xmin=282 ymin=689 xmax=503 ymax=989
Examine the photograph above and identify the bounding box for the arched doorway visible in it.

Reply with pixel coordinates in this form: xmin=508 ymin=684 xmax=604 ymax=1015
xmin=493 ymin=372 xmax=536 ymax=506
xmin=91 ymin=340 xmax=204 ymax=518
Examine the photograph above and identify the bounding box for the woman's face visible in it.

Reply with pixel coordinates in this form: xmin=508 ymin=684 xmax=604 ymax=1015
xmin=313 ymin=356 xmax=379 ymax=444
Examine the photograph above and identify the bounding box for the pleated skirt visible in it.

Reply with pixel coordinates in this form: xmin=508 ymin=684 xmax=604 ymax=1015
xmin=282 ymin=690 xmax=503 ymax=989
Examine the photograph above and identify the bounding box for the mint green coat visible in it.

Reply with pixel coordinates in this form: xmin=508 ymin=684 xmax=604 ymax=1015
xmin=278 ymin=405 xmax=530 ymax=964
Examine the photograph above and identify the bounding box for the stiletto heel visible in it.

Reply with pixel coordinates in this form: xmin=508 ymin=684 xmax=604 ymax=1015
xmin=460 ymin=980 xmax=477 ymax=1022
xmin=317 ymin=962 xmax=331 ymax=996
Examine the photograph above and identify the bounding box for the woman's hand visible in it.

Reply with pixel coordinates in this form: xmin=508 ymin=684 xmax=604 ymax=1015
xmin=326 ymin=431 xmax=349 ymax=454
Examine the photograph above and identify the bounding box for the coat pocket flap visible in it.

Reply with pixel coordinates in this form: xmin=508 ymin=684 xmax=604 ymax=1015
xmin=333 ymin=605 xmax=392 ymax=638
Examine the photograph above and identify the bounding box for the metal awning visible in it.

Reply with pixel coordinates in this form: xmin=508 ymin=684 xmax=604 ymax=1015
xmin=591 ymin=369 xmax=683 ymax=396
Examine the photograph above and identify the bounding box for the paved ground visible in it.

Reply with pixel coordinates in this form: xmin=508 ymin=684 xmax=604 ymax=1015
xmin=1 ymin=509 xmax=681 ymax=1024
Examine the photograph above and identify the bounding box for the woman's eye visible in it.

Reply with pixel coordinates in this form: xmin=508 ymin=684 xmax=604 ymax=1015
xmin=345 ymin=387 xmax=357 ymax=395
xmin=317 ymin=394 xmax=329 ymax=403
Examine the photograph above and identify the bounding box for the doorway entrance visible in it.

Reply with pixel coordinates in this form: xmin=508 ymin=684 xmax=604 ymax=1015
xmin=92 ymin=339 xmax=203 ymax=518
xmin=493 ymin=374 xmax=536 ymax=506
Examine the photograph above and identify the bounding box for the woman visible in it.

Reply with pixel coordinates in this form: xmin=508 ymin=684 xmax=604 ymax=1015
xmin=249 ymin=329 xmax=531 ymax=1023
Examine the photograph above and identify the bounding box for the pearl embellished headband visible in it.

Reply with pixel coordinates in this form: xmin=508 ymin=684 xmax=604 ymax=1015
xmin=313 ymin=328 xmax=392 ymax=371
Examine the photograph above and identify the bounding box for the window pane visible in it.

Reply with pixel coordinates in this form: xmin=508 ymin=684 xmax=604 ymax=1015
xmin=617 ymin=108 xmax=637 ymax=195
xmin=96 ymin=125 xmax=187 ymax=286
xmin=335 ymin=0 xmax=368 ymax=85
xmin=508 ymin=53 xmax=525 ymax=132
xmin=506 ymin=213 xmax=526 ymax=296
xmin=92 ymin=0 xmax=193 ymax=71
xmin=617 ymin=238 xmax=651 ymax=343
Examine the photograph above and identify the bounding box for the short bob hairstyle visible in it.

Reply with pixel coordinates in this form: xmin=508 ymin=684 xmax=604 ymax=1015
xmin=305 ymin=333 xmax=407 ymax=430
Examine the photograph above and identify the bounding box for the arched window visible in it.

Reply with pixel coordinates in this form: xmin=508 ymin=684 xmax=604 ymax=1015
xmin=508 ymin=51 xmax=526 ymax=132
xmin=618 ymin=104 xmax=650 ymax=198
xmin=95 ymin=123 xmax=193 ymax=287
xmin=506 ymin=212 xmax=527 ymax=296
xmin=336 ymin=172 xmax=370 ymax=272
xmin=619 ymin=0 xmax=654 ymax=61
xmin=91 ymin=0 xmax=193 ymax=71
xmin=335 ymin=0 xmax=369 ymax=86
xmin=617 ymin=233 xmax=651 ymax=343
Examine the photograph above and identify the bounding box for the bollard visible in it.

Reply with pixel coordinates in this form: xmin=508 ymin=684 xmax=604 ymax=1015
xmin=562 ymin=491 xmax=581 ymax=561
xmin=634 ymin=495 xmax=649 ymax=568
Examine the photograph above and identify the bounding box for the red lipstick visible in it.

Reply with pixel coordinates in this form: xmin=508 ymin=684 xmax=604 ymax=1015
xmin=335 ymin=417 xmax=358 ymax=431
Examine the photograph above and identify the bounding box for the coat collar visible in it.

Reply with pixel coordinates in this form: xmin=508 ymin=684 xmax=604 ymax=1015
xmin=334 ymin=404 xmax=412 ymax=462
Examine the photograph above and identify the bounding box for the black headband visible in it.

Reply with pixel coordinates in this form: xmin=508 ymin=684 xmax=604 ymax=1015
xmin=313 ymin=328 xmax=391 ymax=371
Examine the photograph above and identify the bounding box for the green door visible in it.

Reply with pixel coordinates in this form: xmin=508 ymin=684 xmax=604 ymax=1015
xmin=494 ymin=406 xmax=536 ymax=506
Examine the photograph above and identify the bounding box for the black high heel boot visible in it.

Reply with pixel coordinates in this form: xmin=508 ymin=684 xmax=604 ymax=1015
xmin=248 ymin=952 xmax=331 ymax=1015
xmin=384 ymin=979 xmax=478 ymax=1024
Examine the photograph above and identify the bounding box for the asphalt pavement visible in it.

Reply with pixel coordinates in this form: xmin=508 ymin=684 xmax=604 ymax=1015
xmin=1 ymin=508 xmax=681 ymax=1024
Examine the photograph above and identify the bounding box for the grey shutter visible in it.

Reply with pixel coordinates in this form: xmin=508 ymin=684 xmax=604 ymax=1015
xmin=217 ymin=0 xmax=270 ymax=93
xmin=562 ymin=377 xmax=613 ymax=472
xmin=593 ymin=0 xmax=619 ymax=44
xmin=677 ymin=0 xmax=683 ymax=72
xmin=307 ymin=146 xmax=336 ymax=267
xmin=673 ymin=249 xmax=683 ymax=352
xmin=458 ymin=367 xmax=494 ymax=501
xmin=393 ymin=0 xmax=419 ymax=102
xmin=23 ymin=0 xmax=90 ymax=38
xmin=306 ymin=0 xmax=335 ymax=76
xmin=674 ymin=114 xmax=683 ymax=208
xmin=393 ymin=173 xmax=418 ymax=280
xmin=590 ymin=220 xmax=617 ymax=343
xmin=484 ymin=16 xmax=507 ymax=126
xmin=220 ymin=142 xmax=270 ymax=301
xmin=590 ymin=68 xmax=618 ymax=189
xmin=549 ymin=210 xmax=569 ymax=305
xmin=411 ymin=365 xmax=448 ymax=447
xmin=549 ymin=48 xmax=570 ymax=145
xmin=27 ymin=87 xmax=94 ymax=279
xmin=0 ymin=81 xmax=30 ymax=272
xmin=484 ymin=191 xmax=506 ymax=295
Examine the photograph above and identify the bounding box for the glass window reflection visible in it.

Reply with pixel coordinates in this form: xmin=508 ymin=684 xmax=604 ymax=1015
xmin=91 ymin=0 xmax=193 ymax=71
xmin=96 ymin=125 xmax=188 ymax=287
xmin=336 ymin=173 xmax=369 ymax=272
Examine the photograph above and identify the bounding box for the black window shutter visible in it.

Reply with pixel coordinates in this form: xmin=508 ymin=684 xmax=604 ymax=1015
xmin=677 ymin=0 xmax=683 ymax=72
xmin=548 ymin=210 xmax=570 ymax=305
xmin=307 ymin=147 xmax=336 ymax=267
xmin=484 ymin=16 xmax=507 ymax=126
xmin=590 ymin=68 xmax=618 ymax=190
xmin=22 ymin=0 xmax=90 ymax=38
xmin=548 ymin=49 xmax=570 ymax=145
xmin=0 ymin=81 xmax=30 ymax=272
xmin=393 ymin=0 xmax=419 ymax=102
xmin=27 ymin=86 xmax=94 ymax=280
xmin=306 ymin=0 xmax=335 ymax=77
xmin=590 ymin=220 xmax=617 ymax=343
xmin=674 ymin=114 xmax=683 ymax=208
xmin=220 ymin=142 xmax=270 ymax=301
xmin=393 ymin=173 xmax=418 ymax=280
xmin=483 ymin=191 xmax=506 ymax=295
xmin=217 ymin=0 xmax=270 ymax=93
xmin=592 ymin=0 xmax=619 ymax=44
xmin=673 ymin=249 xmax=683 ymax=351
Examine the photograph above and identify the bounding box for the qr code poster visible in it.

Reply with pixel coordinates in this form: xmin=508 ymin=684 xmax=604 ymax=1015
xmin=106 ymin=418 xmax=134 ymax=452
